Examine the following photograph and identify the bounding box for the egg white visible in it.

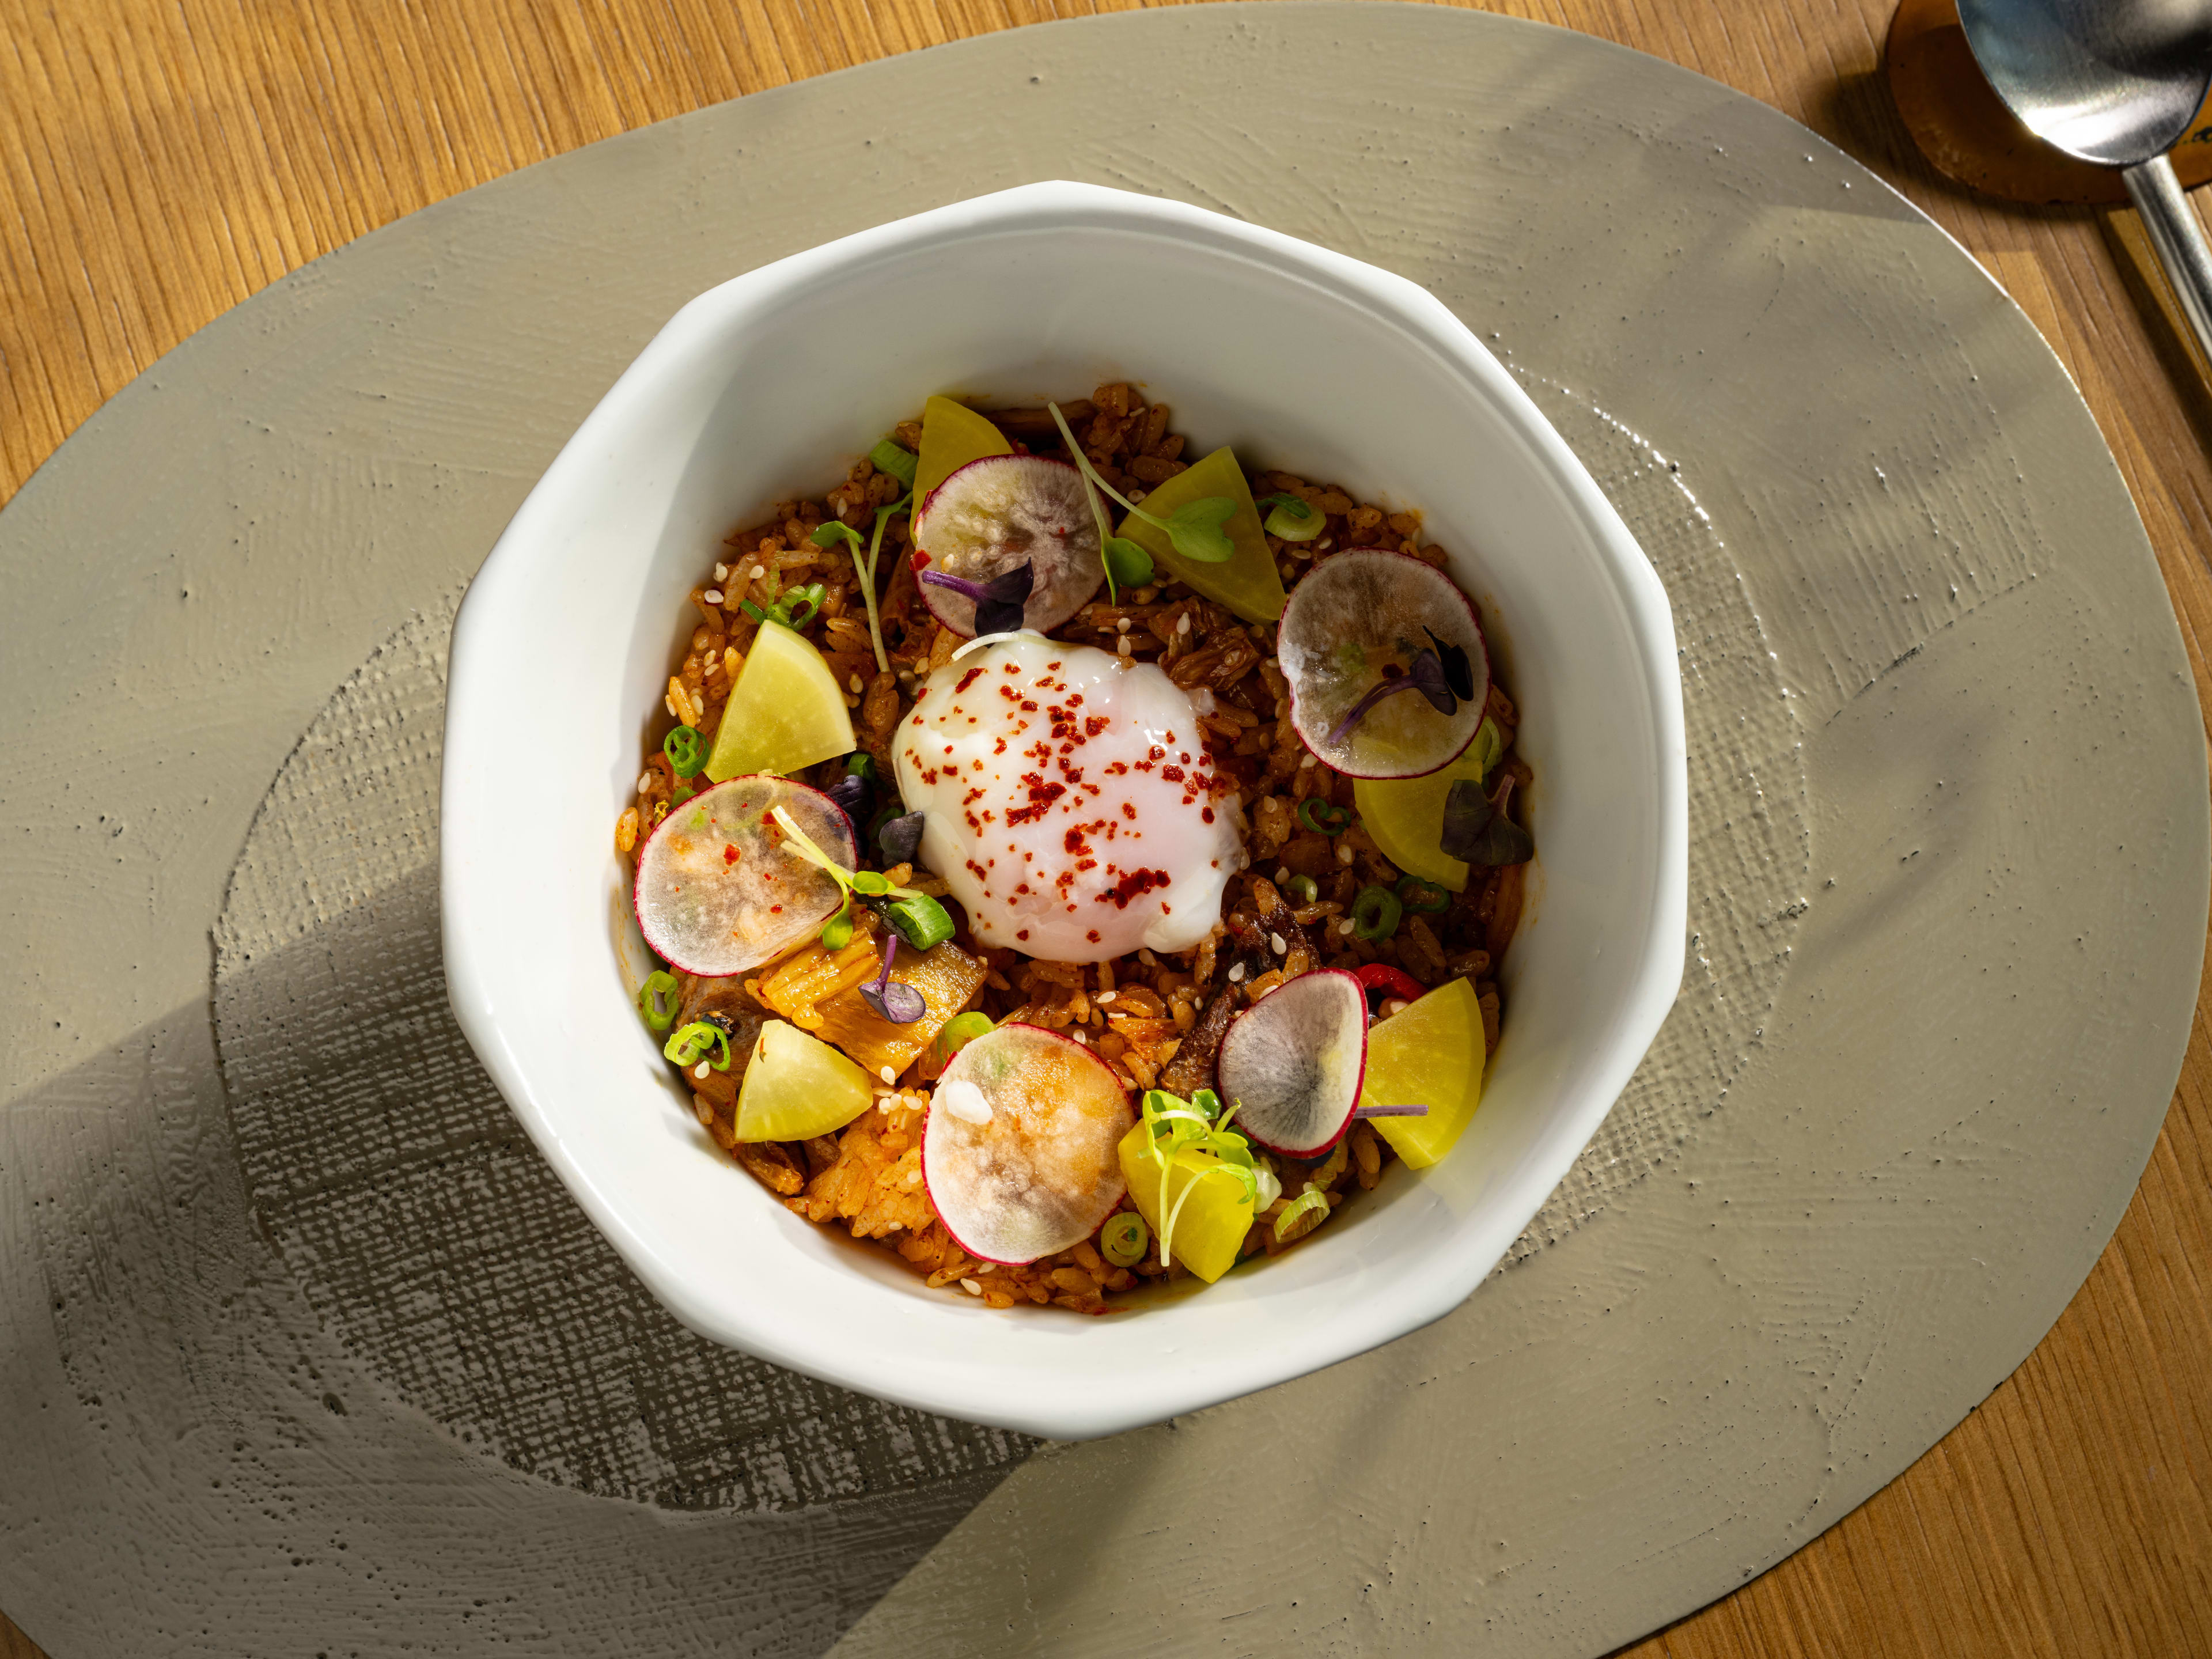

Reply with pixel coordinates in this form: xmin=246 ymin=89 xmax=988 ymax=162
xmin=893 ymin=634 xmax=1244 ymax=961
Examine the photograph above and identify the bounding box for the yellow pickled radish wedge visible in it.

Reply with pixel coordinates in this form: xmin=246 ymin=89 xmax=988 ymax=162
xmin=1354 ymin=738 xmax=1497 ymax=893
xmin=703 ymin=620 xmax=856 ymax=782
xmin=1115 ymin=446 xmax=1285 ymax=624
xmin=1359 ymin=978 xmax=1486 ymax=1169
xmin=913 ymin=395 xmax=1013 ymax=510
xmin=733 ymin=1018 xmax=876 ymax=1142
xmin=1116 ymin=1127 xmax=1255 ymax=1283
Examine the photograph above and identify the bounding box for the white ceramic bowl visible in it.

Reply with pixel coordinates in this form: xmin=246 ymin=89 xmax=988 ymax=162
xmin=442 ymin=181 xmax=1686 ymax=1440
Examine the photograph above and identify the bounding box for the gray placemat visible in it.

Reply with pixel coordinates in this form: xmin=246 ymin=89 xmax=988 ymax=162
xmin=0 ymin=6 xmax=2199 ymax=1655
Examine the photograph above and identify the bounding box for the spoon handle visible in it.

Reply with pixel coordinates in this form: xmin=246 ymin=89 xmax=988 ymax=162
xmin=2123 ymin=153 xmax=2212 ymax=373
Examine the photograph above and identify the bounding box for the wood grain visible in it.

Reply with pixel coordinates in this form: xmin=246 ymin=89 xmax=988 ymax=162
xmin=1 ymin=1 xmax=2207 ymax=1655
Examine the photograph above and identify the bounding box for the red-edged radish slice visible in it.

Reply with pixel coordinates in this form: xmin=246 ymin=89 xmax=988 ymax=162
xmin=1215 ymin=969 xmax=1370 ymax=1157
xmin=921 ymin=1023 xmax=1132 ymax=1264
xmin=632 ymin=775 xmax=855 ymax=976
xmin=912 ymin=454 xmax=1103 ymax=637
xmin=1278 ymin=548 xmax=1490 ymax=779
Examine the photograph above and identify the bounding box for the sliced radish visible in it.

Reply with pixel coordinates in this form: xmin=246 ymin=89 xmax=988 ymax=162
xmin=921 ymin=1023 xmax=1132 ymax=1264
xmin=632 ymin=775 xmax=855 ymax=976
xmin=1278 ymin=549 xmax=1490 ymax=779
xmin=1215 ymin=969 xmax=1370 ymax=1157
xmin=911 ymin=454 xmax=1103 ymax=637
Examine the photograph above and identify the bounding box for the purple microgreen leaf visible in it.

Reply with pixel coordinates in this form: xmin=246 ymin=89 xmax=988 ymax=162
xmin=824 ymin=771 xmax=872 ymax=825
xmin=1424 ymin=627 xmax=1477 ymax=702
xmin=858 ymin=934 xmax=926 ymax=1024
xmin=1351 ymin=1103 xmax=1430 ymax=1119
xmin=921 ymin=560 xmax=1033 ymax=637
xmin=1440 ymin=776 xmax=1533 ymax=867
xmin=1326 ymin=673 xmax=1421 ymax=748
xmin=1404 ymin=648 xmax=1460 ymax=717
xmin=877 ymin=810 xmax=926 ymax=866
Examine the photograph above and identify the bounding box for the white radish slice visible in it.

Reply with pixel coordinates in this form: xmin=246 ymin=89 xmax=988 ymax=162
xmin=912 ymin=454 xmax=1103 ymax=637
xmin=922 ymin=1023 xmax=1133 ymax=1264
xmin=1215 ymin=970 xmax=1370 ymax=1157
xmin=1278 ymin=548 xmax=1490 ymax=779
xmin=632 ymin=775 xmax=855 ymax=977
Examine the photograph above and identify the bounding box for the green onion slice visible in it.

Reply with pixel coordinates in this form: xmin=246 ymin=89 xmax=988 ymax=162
xmin=664 ymin=1020 xmax=732 ymax=1071
xmin=1099 ymin=1211 xmax=1150 ymax=1268
xmin=1254 ymin=493 xmax=1325 ymax=542
xmin=1298 ymin=797 xmax=1354 ymax=836
xmin=869 ymin=438 xmax=919 ymax=488
xmin=1273 ymin=1187 xmax=1329 ymax=1242
xmin=1396 ymin=875 xmax=1452 ymax=914
xmin=637 ymin=970 xmax=681 ymax=1031
xmin=884 ymin=892 xmax=955 ymax=952
xmin=1352 ymin=884 xmax=1403 ymax=941
xmin=662 ymin=725 xmax=707 ymax=779
xmin=1285 ymin=874 xmax=1320 ymax=906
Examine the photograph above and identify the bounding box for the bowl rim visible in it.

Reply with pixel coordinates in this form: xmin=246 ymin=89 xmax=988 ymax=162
xmin=441 ymin=179 xmax=1688 ymax=1437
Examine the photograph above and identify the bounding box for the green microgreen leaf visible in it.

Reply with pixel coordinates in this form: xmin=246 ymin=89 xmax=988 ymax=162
xmin=1103 ymin=536 xmax=1154 ymax=590
xmin=1160 ymin=496 xmax=1237 ymax=564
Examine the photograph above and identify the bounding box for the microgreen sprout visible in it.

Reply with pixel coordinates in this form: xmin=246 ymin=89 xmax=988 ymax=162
xmin=637 ymin=969 xmax=681 ymax=1032
xmin=1439 ymin=774 xmax=1535 ymax=868
xmin=1138 ymin=1087 xmax=1260 ymax=1270
xmin=1253 ymin=493 xmax=1325 ymax=542
xmin=1350 ymin=1103 xmax=1430 ymax=1119
xmin=812 ymin=495 xmax=910 ymax=673
xmin=1468 ymin=714 xmax=1506 ymax=782
xmin=1048 ymin=402 xmax=1238 ymax=571
xmin=1325 ymin=627 xmax=1478 ymax=748
xmin=740 ymin=581 xmax=827 ymax=633
xmin=769 ymin=803 xmax=926 ymax=947
xmin=917 ymin=559 xmax=1035 ymax=637
xmin=858 ymin=933 xmax=927 ymax=1025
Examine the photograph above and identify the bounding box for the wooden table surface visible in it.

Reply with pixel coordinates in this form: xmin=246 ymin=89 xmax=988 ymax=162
xmin=2 ymin=1 xmax=2207 ymax=1654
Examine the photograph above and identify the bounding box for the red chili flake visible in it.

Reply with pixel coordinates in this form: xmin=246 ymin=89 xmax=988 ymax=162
xmin=1096 ymin=867 xmax=1171 ymax=909
xmin=1147 ymin=745 xmax=1165 ymax=762
xmin=955 ymin=667 xmax=984 ymax=694
xmin=911 ymin=550 xmax=931 ymax=570
xmin=1005 ymin=776 xmax=1066 ymax=826
xmin=1161 ymin=765 xmax=1184 ymax=783
xmin=1201 ymin=806 xmax=1216 ymax=824
xmin=723 ymin=843 xmax=741 ymax=865
xmin=770 ymin=904 xmax=783 ymax=914
xmin=1017 ymin=929 xmax=1031 ymax=941
xmin=1084 ymin=715 xmax=1109 ymax=737
xmin=1063 ymin=828 xmax=1090 ymax=856
xmin=1087 ymin=930 xmax=1103 ymax=944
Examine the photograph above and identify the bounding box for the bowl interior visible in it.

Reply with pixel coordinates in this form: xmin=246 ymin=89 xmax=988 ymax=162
xmin=444 ymin=185 xmax=1680 ymax=1437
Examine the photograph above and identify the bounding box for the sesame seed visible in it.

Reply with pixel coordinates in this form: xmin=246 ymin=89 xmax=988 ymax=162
xmin=704 ymin=589 xmax=724 ymax=605
xmin=1338 ymin=919 xmax=1355 ymax=935
xmin=961 ymin=1278 xmax=983 ymax=1295
xmin=1138 ymin=948 xmax=1158 ymax=966
xmin=1095 ymin=990 xmax=1116 ymax=1004
xmin=879 ymin=1065 xmax=897 ymax=1084
xmin=1116 ymin=618 xmax=1131 ymax=634
xmin=1270 ymin=933 xmax=1287 ymax=953
xmin=1274 ymin=866 xmax=1290 ymax=882
xmin=714 ymin=562 xmax=729 ymax=582
xmin=637 ymin=772 xmax=652 ymax=794
xmin=976 ymin=1262 xmax=995 ymax=1274
xmin=1336 ymin=844 xmax=1355 ymax=865
xmin=1175 ymin=614 xmax=1191 ymax=635
xmin=749 ymin=563 xmax=767 ymax=579
xmin=1299 ymin=753 xmax=1316 ymax=768
xmin=1228 ymin=963 xmax=1246 ymax=982
xmin=692 ymin=1062 xmax=709 ymax=1080
xmin=849 ymin=675 xmax=865 ymax=694
xmin=1118 ymin=637 xmax=1132 ymax=657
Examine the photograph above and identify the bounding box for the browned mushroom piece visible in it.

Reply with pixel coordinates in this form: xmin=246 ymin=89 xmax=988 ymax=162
xmin=1250 ymin=876 xmax=1316 ymax=978
xmin=1160 ymin=984 xmax=1238 ymax=1099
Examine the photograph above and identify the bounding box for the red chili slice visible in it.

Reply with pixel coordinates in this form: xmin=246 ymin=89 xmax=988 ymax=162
xmin=1354 ymin=963 xmax=1425 ymax=1007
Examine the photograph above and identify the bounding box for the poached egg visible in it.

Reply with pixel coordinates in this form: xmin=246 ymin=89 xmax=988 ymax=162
xmin=893 ymin=634 xmax=1244 ymax=961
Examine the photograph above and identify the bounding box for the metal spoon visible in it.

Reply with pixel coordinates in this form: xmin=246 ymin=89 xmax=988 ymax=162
xmin=1958 ymin=0 xmax=2212 ymax=361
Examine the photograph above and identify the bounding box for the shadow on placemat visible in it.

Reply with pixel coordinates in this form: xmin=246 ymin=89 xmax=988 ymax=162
xmin=211 ymin=600 xmax=1032 ymax=1512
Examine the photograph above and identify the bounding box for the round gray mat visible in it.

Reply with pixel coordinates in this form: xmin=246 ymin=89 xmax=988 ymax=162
xmin=0 ymin=7 xmax=2199 ymax=1656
